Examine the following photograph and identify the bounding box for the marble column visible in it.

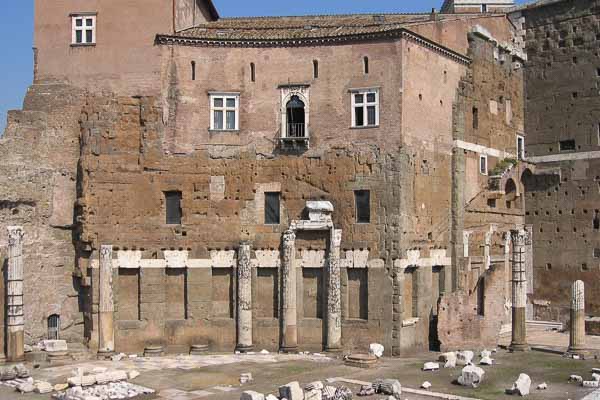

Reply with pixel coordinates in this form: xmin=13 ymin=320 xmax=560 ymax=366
xmin=326 ymin=229 xmax=342 ymax=352
xmin=6 ymin=226 xmax=25 ymax=362
xmin=236 ymin=241 xmax=253 ymax=352
xmin=509 ymin=229 xmax=529 ymax=352
xmin=568 ymin=280 xmax=586 ymax=354
xmin=98 ymin=245 xmax=115 ymax=356
xmin=280 ymin=230 xmax=298 ymax=353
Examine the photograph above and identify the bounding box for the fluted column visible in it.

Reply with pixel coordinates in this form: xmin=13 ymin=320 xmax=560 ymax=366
xmin=326 ymin=229 xmax=342 ymax=352
xmin=509 ymin=229 xmax=529 ymax=352
xmin=98 ymin=245 xmax=115 ymax=356
xmin=6 ymin=226 xmax=25 ymax=362
xmin=568 ymin=280 xmax=586 ymax=354
xmin=236 ymin=241 xmax=253 ymax=352
xmin=280 ymin=230 xmax=298 ymax=353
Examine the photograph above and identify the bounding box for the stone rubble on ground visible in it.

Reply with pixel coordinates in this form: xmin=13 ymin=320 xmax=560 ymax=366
xmin=537 ymin=383 xmax=547 ymax=390
xmin=593 ymin=373 xmax=600 ymax=382
xmin=260 ymin=349 xmax=270 ymax=355
xmin=457 ymin=350 xmax=474 ymax=366
xmin=240 ymin=373 xmax=254 ymax=384
xmin=439 ymin=352 xmax=457 ymax=368
xmin=332 ymin=386 xmax=352 ymax=400
xmin=421 ymin=381 xmax=432 ymax=390
xmin=279 ymin=381 xmax=304 ymax=400
xmin=34 ymin=380 xmax=54 ymax=394
xmin=322 ymin=386 xmax=337 ymax=400
xmin=357 ymin=384 xmax=375 ymax=396
xmin=457 ymin=365 xmax=485 ymax=388
xmin=241 ymin=390 xmax=266 ymax=400
xmin=372 ymin=379 xmax=402 ymax=398
xmin=110 ymin=353 xmax=126 ymax=362
xmin=265 ymin=395 xmax=279 ymax=400
xmin=505 ymin=373 xmax=531 ymax=396
xmin=305 ymin=381 xmax=324 ymax=391
xmin=369 ymin=343 xmax=384 ymax=358
xmin=583 ymin=381 xmax=600 ymax=388
xmin=422 ymin=362 xmax=440 ymax=371
xmin=569 ymin=375 xmax=584 ymax=384
xmin=305 ymin=388 xmax=323 ymax=400
xmin=480 ymin=355 xmax=494 ymax=365
xmin=52 ymin=382 xmax=155 ymax=400
xmin=42 ymin=340 xmax=69 ymax=352
xmin=0 ymin=364 xmax=30 ymax=381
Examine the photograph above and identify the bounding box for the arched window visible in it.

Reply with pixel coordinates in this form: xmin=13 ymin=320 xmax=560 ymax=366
xmin=313 ymin=60 xmax=319 ymax=79
xmin=363 ymin=56 xmax=369 ymax=74
xmin=191 ymin=61 xmax=196 ymax=81
xmin=250 ymin=62 xmax=256 ymax=82
xmin=505 ymin=178 xmax=518 ymax=209
xmin=286 ymin=95 xmax=306 ymax=138
xmin=48 ymin=314 xmax=60 ymax=340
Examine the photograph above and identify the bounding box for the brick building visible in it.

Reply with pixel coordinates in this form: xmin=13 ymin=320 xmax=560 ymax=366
xmin=0 ymin=0 xmax=557 ymax=357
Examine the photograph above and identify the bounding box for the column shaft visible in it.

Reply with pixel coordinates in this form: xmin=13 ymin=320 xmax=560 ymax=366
xmin=98 ymin=245 xmax=115 ymax=355
xmin=326 ymin=229 xmax=342 ymax=352
xmin=280 ymin=230 xmax=297 ymax=352
xmin=509 ymin=229 xmax=529 ymax=352
xmin=236 ymin=242 xmax=253 ymax=352
xmin=568 ymin=280 xmax=585 ymax=353
xmin=6 ymin=226 xmax=24 ymax=362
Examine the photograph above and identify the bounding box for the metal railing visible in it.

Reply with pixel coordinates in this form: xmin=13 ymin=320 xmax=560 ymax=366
xmin=286 ymin=123 xmax=306 ymax=138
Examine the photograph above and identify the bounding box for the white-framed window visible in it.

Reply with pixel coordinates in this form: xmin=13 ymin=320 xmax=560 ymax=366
xmin=479 ymin=154 xmax=488 ymax=175
xmin=351 ymin=89 xmax=379 ymax=128
xmin=209 ymin=93 xmax=240 ymax=131
xmin=517 ymin=135 xmax=525 ymax=160
xmin=71 ymin=14 xmax=96 ymax=45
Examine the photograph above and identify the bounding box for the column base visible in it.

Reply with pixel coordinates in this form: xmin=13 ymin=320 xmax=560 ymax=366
xmin=324 ymin=346 xmax=342 ymax=353
xmin=235 ymin=345 xmax=254 ymax=353
xmin=97 ymin=350 xmax=115 ymax=360
xmin=279 ymin=346 xmax=299 ymax=354
xmin=509 ymin=343 xmax=530 ymax=352
xmin=565 ymin=348 xmax=593 ymax=359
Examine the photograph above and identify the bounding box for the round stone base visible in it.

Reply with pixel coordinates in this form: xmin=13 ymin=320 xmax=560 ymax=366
xmin=279 ymin=346 xmax=299 ymax=354
xmin=143 ymin=345 xmax=164 ymax=358
xmin=96 ymin=350 xmax=114 ymax=360
xmin=190 ymin=344 xmax=209 ymax=355
xmin=344 ymin=353 xmax=378 ymax=369
xmin=235 ymin=345 xmax=254 ymax=353
xmin=509 ymin=343 xmax=530 ymax=352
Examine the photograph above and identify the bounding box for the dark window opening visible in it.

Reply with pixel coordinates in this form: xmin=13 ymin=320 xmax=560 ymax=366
xmin=594 ymin=210 xmax=600 ymax=230
xmin=165 ymin=191 xmax=182 ymax=225
xmin=487 ymin=198 xmax=496 ymax=208
xmin=48 ymin=314 xmax=60 ymax=340
xmin=191 ymin=61 xmax=196 ymax=81
xmin=481 ymin=4 xmax=487 ymax=12
xmin=363 ymin=56 xmax=369 ymax=74
xmin=265 ymin=192 xmax=280 ymax=225
xmin=286 ymin=95 xmax=306 ymax=138
xmin=472 ymin=107 xmax=479 ymax=129
xmin=477 ymin=277 xmax=485 ymax=316
xmin=559 ymin=139 xmax=576 ymax=152
xmin=597 ymin=68 xmax=600 ymax=77
xmin=355 ymin=190 xmax=371 ymax=223
xmin=313 ymin=60 xmax=319 ymax=79
xmin=594 ymin=248 xmax=600 ymax=258
xmin=250 ymin=62 xmax=255 ymax=82
xmin=517 ymin=136 xmax=525 ymax=160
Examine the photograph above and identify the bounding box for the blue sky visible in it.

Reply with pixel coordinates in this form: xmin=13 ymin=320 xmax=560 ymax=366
xmin=0 ymin=1 xmax=528 ymax=134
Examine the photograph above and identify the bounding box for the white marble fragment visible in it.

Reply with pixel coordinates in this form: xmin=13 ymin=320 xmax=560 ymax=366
xmin=458 ymin=365 xmax=485 ymax=388
xmin=369 ymin=343 xmax=384 ymax=358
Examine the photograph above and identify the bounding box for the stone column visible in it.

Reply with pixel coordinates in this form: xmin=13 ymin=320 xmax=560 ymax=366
xmin=568 ymin=280 xmax=586 ymax=354
xmin=98 ymin=245 xmax=115 ymax=356
xmin=236 ymin=241 xmax=253 ymax=352
xmin=509 ymin=229 xmax=529 ymax=352
xmin=326 ymin=229 xmax=342 ymax=352
xmin=6 ymin=226 xmax=25 ymax=362
xmin=280 ymin=230 xmax=298 ymax=353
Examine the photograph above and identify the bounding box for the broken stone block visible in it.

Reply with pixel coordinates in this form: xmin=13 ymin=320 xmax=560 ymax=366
xmin=305 ymin=381 xmax=324 ymax=391
xmin=479 ymin=356 xmax=494 ymax=365
xmin=127 ymin=370 xmax=140 ymax=380
xmin=279 ymin=381 xmax=304 ymax=400
xmin=322 ymin=386 xmax=337 ymax=400
xmin=54 ymin=383 xmax=69 ymax=391
xmin=439 ymin=352 xmax=457 ymax=368
xmin=42 ymin=340 xmax=68 ymax=352
xmin=333 ymin=386 xmax=353 ymax=400
xmin=593 ymin=373 xmax=600 ymax=382
xmin=33 ymin=380 xmax=53 ymax=394
xmin=110 ymin=352 xmax=126 ymax=361
xmin=240 ymin=373 xmax=254 ymax=384
xmin=241 ymin=390 xmax=265 ymax=400
xmin=506 ymin=374 xmax=531 ymax=396
xmin=265 ymin=395 xmax=279 ymax=400
xmin=369 ymin=343 xmax=384 ymax=358
xmin=357 ymin=385 xmax=375 ymax=396
xmin=423 ymin=362 xmax=440 ymax=371
xmin=480 ymin=350 xmax=492 ymax=358
xmin=569 ymin=375 xmax=583 ymax=384
xmin=457 ymin=350 xmax=474 ymax=366
xmin=583 ymin=381 xmax=600 ymax=388
xmin=373 ymin=379 xmax=401 ymax=397
xmin=421 ymin=381 xmax=432 ymax=390
xmin=260 ymin=349 xmax=270 ymax=355
xmin=457 ymin=365 xmax=485 ymax=388
xmin=305 ymin=389 xmax=323 ymax=400
xmin=16 ymin=382 xmax=34 ymax=393
xmin=537 ymin=383 xmax=547 ymax=390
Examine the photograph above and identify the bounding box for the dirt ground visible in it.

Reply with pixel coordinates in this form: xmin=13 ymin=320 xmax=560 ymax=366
xmin=0 ymin=350 xmax=598 ymax=400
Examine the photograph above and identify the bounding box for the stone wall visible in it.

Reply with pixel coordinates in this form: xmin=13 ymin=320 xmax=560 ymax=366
xmin=516 ymin=0 xmax=600 ymax=322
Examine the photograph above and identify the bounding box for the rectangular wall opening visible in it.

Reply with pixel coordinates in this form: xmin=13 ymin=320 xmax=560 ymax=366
xmin=431 ymin=266 xmax=445 ymax=316
xmin=559 ymin=139 xmax=576 ymax=152
xmin=354 ymin=190 xmax=371 ymax=223
xmin=264 ymin=192 xmax=281 ymax=225
xmin=477 ymin=277 xmax=485 ymax=316
xmin=403 ymin=267 xmax=418 ymax=319
xmin=165 ymin=191 xmax=182 ymax=225
xmin=256 ymin=268 xmax=279 ymax=318
xmin=212 ymin=268 xmax=234 ymax=318
xmin=166 ymin=268 xmax=187 ymax=320
xmin=347 ymin=269 xmax=368 ymax=320
xmin=118 ymin=269 xmax=140 ymax=321
xmin=303 ymin=268 xmax=323 ymax=319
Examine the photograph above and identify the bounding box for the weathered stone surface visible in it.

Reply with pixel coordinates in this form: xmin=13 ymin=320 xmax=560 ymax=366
xmin=458 ymin=365 xmax=485 ymax=388
xmin=373 ymin=379 xmax=401 ymax=397
xmin=241 ymin=391 xmax=265 ymax=400
xmin=369 ymin=343 xmax=384 ymax=358
xmin=506 ymin=373 xmax=531 ymax=396
xmin=279 ymin=381 xmax=303 ymax=400
xmin=457 ymin=350 xmax=474 ymax=365
xmin=423 ymin=362 xmax=440 ymax=371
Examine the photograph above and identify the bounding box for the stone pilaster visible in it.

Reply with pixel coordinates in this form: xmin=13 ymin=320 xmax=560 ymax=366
xmin=509 ymin=229 xmax=529 ymax=352
xmin=326 ymin=229 xmax=342 ymax=352
xmin=280 ymin=229 xmax=298 ymax=353
xmin=236 ymin=241 xmax=253 ymax=352
xmin=568 ymin=280 xmax=586 ymax=354
xmin=98 ymin=245 xmax=115 ymax=356
xmin=6 ymin=226 xmax=24 ymax=362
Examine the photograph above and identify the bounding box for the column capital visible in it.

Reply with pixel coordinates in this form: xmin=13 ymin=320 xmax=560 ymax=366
xmin=510 ymin=228 xmax=528 ymax=246
xmin=283 ymin=229 xmax=296 ymax=244
xmin=100 ymin=245 xmax=113 ymax=258
xmin=7 ymin=226 xmax=24 ymax=246
xmin=572 ymin=280 xmax=585 ymax=311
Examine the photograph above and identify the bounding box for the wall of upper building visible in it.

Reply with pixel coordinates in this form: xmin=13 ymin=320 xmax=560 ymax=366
xmin=441 ymin=0 xmax=515 ymax=14
xmin=32 ymin=0 xmax=217 ymax=94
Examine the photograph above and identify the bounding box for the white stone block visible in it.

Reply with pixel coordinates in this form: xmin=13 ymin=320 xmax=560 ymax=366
xmin=536 ymin=382 xmax=547 ymax=390
xmin=480 ymin=356 xmax=494 ymax=365
xmin=506 ymin=373 xmax=531 ymax=396
xmin=369 ymin=343 xmax=384 ymax=358
xmin=423 ymin=362 xmax=440 ymax=371
xmin=241 ymin=391 xmax=265 ymax=400
xmin=421 ymin=381 xmax=432 ymax=390
xmin=305 ymin=389 xmax=322 ymax=400
xmin=42 ymin=340 xmax=68 ymax=352
xmin=457 ymin=350 xmax=474 ymax=366
xmin=279 ymin=381 xmax=304 ymax=400
xmin=439 ymin=352 xmax=457 ymax=368
xmin=458 ymin=365 xmax=485 ymax=388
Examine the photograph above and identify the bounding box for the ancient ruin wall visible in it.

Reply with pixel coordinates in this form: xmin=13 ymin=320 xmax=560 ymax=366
xmin=518 ymin=0 xmax=600 ymax=322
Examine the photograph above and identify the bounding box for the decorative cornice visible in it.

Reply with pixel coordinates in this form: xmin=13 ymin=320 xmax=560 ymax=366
xmin=155 ymin=28 xmax=471 ymax=66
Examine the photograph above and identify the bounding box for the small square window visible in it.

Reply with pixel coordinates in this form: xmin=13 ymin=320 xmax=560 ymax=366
xmin=355 ymin=190 xmax=371 ymax=223
xmin=71 ymin=14 xmax=96 ymax=45
xmin=559 ymin=139 xmax=576 ymax=152
xmin=479 ymin=155 xmax=488 ymax=175
xmin=264 ymin=192 xmax=280 ymax=225
xmin=517 ymin=135 xmax=525 ymax=160
xmin=351 ymin=89 xmax=379 ymax=128
xmin=210 ymin=94 xmax=239 ymax=131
